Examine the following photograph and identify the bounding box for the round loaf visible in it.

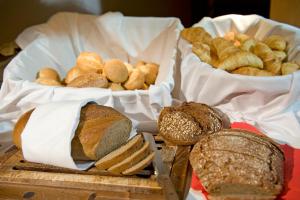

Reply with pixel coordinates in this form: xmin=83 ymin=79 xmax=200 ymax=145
xmin=104 ymin=59 xmax=128 ymax=83
xmin=12 ymin=104 xmax=132 ymax=161
xmin=137 ymin=63 xmax=159 ymax=85
xmin=76 ymin=52 xmax=104 ymax=73
xmin=190 ymin=129 xmax=284 ymax=199
xmin=37 ymin=67 xmax=60 ymax=81
xmin=67 ymin=73 xmax=108 ymax=88
xmin=158 ymin=102 xmax=230 ymax=145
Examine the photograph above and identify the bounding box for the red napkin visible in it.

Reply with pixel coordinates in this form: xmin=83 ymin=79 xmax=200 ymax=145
xmin=190 ymin=122 xmax=300 ymax=200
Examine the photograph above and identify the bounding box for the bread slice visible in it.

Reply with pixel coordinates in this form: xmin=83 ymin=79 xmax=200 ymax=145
xmin=95 ymin=134 xmax=144 ymax=170
xmin=108 ymin=141 xmax=150 ymax=174
xmin=122 ymin=152 xmax=155 ymax=175
xmin=12 ymin=103 xmax=132 ymax=161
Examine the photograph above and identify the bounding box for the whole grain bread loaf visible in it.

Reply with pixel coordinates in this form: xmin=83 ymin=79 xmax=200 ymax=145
xmin=158 ymin=102 xmax=230 ymax=145
xmin=12 ymin=103 xmax=132 ymax=161
xmin=189 ymin=129 xmax=284 ymax=200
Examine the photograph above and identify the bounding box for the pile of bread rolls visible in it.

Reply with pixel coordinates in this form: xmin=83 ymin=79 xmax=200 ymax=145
xmin=181 ymin=27 xmax=300 ymax=76
xmin=35 ymin=52 xmax=159 ymax=90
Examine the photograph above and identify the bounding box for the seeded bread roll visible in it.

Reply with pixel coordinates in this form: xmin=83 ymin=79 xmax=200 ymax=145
xmin=158 ymin=102 xmax=230 ymax=145
xmin=12 ymin=104 xmax=132 ymax=161
xmin=190 ymin=129 xmax=284 ymax=200
xmin=67 ymin=73 xmax=108 ymax=88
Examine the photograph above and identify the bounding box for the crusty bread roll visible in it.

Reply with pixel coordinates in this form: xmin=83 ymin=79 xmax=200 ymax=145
xmin=109 ymin=83 xmax=125 ymax=91
xmin=124 ymin=62 xmax=134 ymax=76
xmin=135 ymin=60 xmax=146 ymax=68
xmin=65 ymin=67 xmax=87 ymax=84
xmin=67 ymin=73 xmax=108 ymax=88
xmin=137 ymin=63 xmax=159 ymax=85
xmin=158 ymin=102 xmax=230 ymax=145
xmin=37 ymin=67 xmax=60 ymax=81
xmin=35 ymin=78 xmax=62 ymax=86
xmin=76 ymin=52 xmax=104 ymax=73
xmin=104 ymin=59 xmax=129 ymax=83
xmin=190 ymin=129 xmax=284 ymax=200
xmin=12 ymin=104 xmax=132 ymax=161
xmin=124 ymin=69 xmax=145 ymax=90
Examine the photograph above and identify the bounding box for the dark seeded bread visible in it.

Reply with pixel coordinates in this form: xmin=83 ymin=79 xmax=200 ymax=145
xmin=158 ymin=102 xmax=230 ymax=145
xmin=190 ymin=129 xmax=284 ymax=200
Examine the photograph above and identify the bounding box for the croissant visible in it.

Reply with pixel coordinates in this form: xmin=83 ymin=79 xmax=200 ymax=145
xmin=181 ymin=27 xmax=212 ymax=45
xmin=281 ymin=62 xmax=299 ymax=75
xmin=218 ymin=51 xmax=263 ymax=71
xmin=192 ymin=42 xmax=211 ymax=64
xmin=235 ymin=33 xmax=250 ymax=43
xmin=253 ymin=42 xmax=281 ymax=74
xmin=212 ymin=37 xmax=240 ymax=61
xmin=232 ymin=67 xmax=274 ymax=76
xmin=264 ymin=35 xmax=286 ymax=51
xmin=273 ymin=51 xmax=287 ymax=61
xmin=241 ymin=39 xmax=257 ymax=52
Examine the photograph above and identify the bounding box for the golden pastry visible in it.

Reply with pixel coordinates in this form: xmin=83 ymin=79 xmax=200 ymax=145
xmin=104 ymin=59 xmax=129 ymax=83
xmin=76 ymin=52 xmax=104 ymax=73
xmin=212 ymin=37 xmax=240 ymax=60
xmin=124 ymin=69 xmax=145 ymax=90
xmin=192 ymin=42 xmax=211 ymax=64
xmin=264 ymin=35 xmax=286 ymax=51
xmin=232 ymin=67 xmax=274 ymax=76
xmin=281 ymin=62 xmax=299 ymax=75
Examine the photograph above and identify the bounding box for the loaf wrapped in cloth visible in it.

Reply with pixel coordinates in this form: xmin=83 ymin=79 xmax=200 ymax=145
xmin=12 ymin=100 xmax=136 ymax=170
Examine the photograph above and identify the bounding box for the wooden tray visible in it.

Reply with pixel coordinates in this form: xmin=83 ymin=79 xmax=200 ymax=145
xmin=0 ymin=133 xmax=192 ymax=200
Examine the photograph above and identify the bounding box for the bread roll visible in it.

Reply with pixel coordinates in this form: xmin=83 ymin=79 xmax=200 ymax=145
xmin=158 ymin=102 xmax=230 ymax=145
xmin=37 ymin=67 xmax=60 ymax=81
xmin=124 ymin=69 xmax=145 ymax=90
xmin=65 ymin=67 xmax=86 ymax=84
xmin=35 ymin=78 xmax=62 ymax=86
xmin=12 ymin=104 xmax=132 ymax=160
xmin=281 ymin=62 xmax=299 ymax=75
xmin=135 ymin=60 xmax=146 ymax=68
xmin=104 ymin=59 xmax=129 ymax=83
xmin=190 ymin=129 xmax=284 ymax=200
xmin=124 ymin=62 xmax=134 ymax=76
xmin=76 ymin=52 xmax=104 ymax=73
xmin=67 ymin=73 xmax=108 ymax=88
xmin=109 ymin=83 xmax=125 ymax=91
xmin=137 ymin=63 xmax=158 ymax=85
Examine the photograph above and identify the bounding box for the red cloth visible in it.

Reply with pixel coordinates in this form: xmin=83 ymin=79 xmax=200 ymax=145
xmin=190 ymin=122 xmax=300 ymax=200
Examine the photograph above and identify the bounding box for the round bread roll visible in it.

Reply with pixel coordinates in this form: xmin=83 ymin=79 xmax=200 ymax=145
xmin=37 ymin=67 xmax=60 ymax=81
xmin=124 ymin=62 xmax=134 ymax=76
xmin=124 ymin=69 xmax=145 ymax=90
xmin=109 ymin=83 xmax=125 ymax=91
xmin=65 ymin=67 xmax=86 ymax=84
xmin=67 ymin=73 xmax=108 ymax=88
xmin=135 ymin=60 xmax=146 ymax=68
xmin=104 ymin=59 xmax=129 ymax=83
xmin=137 ymin=63 xmax=159 ymax=85
xmin=36 ymin=78 xmax=62 ymax=86
xmin=76 ymin=52 xmax=104 ymax=73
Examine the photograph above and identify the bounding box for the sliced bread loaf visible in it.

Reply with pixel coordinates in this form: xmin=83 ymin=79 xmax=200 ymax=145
xmin=122 ymin=152 xmax=155 ymax=175
xmin=95 ymin=134 xmax=144 ymax=170
xmin=108 ymin=141 xmax=150 ymax=174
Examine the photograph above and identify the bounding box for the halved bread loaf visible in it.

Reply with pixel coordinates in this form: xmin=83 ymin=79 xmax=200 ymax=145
xmin=108 ymin=142 xmax=150 ymax=174
xmin=189 ymin=129 xmax=284 ymax=200
xmin=158 ymin=102 xmax=230 ymax=145
xmin=12 ymin=103 xmax=132 ymax=161
xmin=95 ymin=134 xmax=144 ymax=170
xmin=122 ymin=152 xmax=155 ymax=175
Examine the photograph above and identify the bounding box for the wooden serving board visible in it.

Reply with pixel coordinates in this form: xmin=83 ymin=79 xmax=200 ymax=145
xmin=0 ymin=133 xmax=192 ymax=200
